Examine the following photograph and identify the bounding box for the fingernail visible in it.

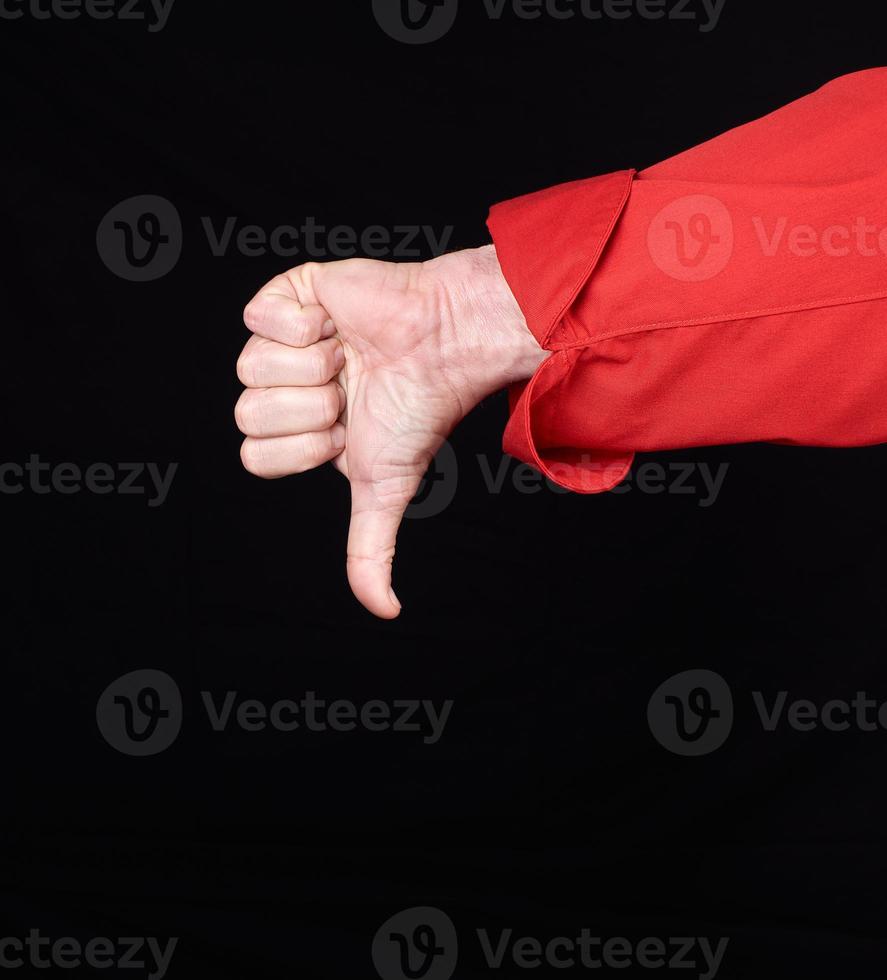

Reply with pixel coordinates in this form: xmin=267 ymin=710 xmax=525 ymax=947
xmin=336 ymin=384 xmax=347 ymax=414
xmin=321 ymin=318 xmax=336 ymax=338
xmin=388 ymin=588 xmax=401 ymax=611
xmin=333 ymin=343 xmax=346 ymax=370
xmin=331 ymin=424 xmax=346 ymax=450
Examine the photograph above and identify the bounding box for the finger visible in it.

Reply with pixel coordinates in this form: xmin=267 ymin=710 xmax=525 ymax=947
xmin=237 ymin=335 xmax=345 ymax=388
xmin=244 ymin=277 xmax=334 ymax=348
xmin=346 ymin=480 xmax=418 ymax=620
xmin=240 ymin=425 xmax=345 ymax=479
xmin=247 ymin=264 xmax=325 ymax=318
xmin=235 ymin=384 xmax=345 ymax=438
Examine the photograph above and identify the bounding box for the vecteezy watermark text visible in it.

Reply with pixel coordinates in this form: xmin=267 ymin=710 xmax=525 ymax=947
xmin=0 ymin=456 xmax=178 ymax=507
xmin=202 ymin=216 xmax=454 ymax=261
xmin=476 ymin=929 xmax=728 ymax=976
xmin=0 ymin=0 xmax=176 ymax=31
xmin=200 ymin=690 xmax=452 ymax=745
xmin=479 ymin=458 xmax=729 ymax=507
xmin=648 ymin=668 xmax=887 ymax=756
xmin=372 ymin=0 xmax=727 ymax=43
xmin=407 ymin=451 xmax=730 ymax=520
xmin=649 ymin=197 xmax=887 ymax=282
xmin=97 ymin=669 xmax=454 ymax=755
xmin=0 ymin=931 xmax=177 ymax=979
xmin=97 ymin=195 xmax=454 ymax=282
xmin=751 ymin=216 xmax=887 ymax=258
xmin=372 ymin=907 xmax=729 ymax=980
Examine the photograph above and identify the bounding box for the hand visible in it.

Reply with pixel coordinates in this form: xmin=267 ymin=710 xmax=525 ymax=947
xmin=235 ymin=245 xmax=546 ymax=619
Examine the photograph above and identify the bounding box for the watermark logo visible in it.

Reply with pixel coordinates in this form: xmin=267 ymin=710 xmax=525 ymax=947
xmin=404 ymin=441 xmax=459 ymax=520
xmin=648 ymin=196 xmax=734 ymax=282
xmin=97 ymin=195 xmax=182 ymax=282
xmin=649 ymin=201 xmax=887 ymax=283
xmin=98 ymin=673 xmax=454 ymax=755
xmin=373 ymin=0 xmax=458 ymax=44
xmin=647 ymin=669 xmax=733 ymax=756
xmin=372 ymin=907 xmax=459 ymax=980
xmin=399 ymin=448 xmax=729 ymax=518
xmin=98 ymin=196 xmax=453 ymax=281
xmin=96 ymin=669 xmax=183 ymax=757
xmin=373 ymin=908 xmax=729 ymax=978
xmin=649 ymin=672 xmax=887 ymax=755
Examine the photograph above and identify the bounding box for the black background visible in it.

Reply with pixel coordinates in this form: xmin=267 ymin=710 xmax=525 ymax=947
xmin=3 ymin=0 xmax=887 ymax=977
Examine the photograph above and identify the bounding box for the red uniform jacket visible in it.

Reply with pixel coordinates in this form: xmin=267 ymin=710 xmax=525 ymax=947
xmin=488 ymin=68 xmax=887 ymax=492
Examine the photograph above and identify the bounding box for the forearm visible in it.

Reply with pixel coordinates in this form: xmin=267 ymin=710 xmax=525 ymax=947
xmin=423 ymin=244 xmax=548 ymax=407
xmin=487 ymin=68 xmax=887 ymax=491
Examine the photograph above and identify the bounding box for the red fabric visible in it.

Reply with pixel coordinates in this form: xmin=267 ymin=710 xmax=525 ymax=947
xmin=487 ymin=68 xmax=887 ymax=492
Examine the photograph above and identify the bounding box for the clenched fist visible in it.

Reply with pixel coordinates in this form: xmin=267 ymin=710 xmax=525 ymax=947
xmin=236 ymin=245 xmax=546 ymax=619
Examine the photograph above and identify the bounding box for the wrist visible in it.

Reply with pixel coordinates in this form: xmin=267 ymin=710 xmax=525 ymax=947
xmin=424 ymin=245 xmax=547 ymax=405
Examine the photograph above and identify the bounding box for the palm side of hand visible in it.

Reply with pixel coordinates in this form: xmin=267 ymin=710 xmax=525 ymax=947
xmin=311 ymin=259 xmax=468 ymax=618
xmin=236 ymin=247 xmax=541 ymax=619
xmin=237 ymin=257 xmax=472 ymax=620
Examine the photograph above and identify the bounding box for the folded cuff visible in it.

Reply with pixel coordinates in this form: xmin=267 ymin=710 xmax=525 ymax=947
xmin=487 ymin=170 xmax=636 ymax=493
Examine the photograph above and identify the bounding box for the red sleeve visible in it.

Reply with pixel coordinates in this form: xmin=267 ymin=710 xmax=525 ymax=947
xmin=487 ymin=68 xmax=887 ymax=493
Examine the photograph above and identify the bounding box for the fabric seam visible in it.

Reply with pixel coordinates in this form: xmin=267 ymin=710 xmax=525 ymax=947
xmin=552 ymin=288 xmax=887 ymax=351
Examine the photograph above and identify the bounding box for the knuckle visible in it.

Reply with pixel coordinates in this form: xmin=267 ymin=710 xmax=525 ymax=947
xmin=294 ymin=261 xmax=324 ymax=296
xmin=234 ymin=395 xmax=249 ymax=434
xmin=243 ymin=301 xmax=259 ymax=331
xmin=298 ymin=261 xmax=319 ymax=283
xmin=236 ymin=349 xmax=262 ymax=387
xmin=243 ymin=299 xmax=266 ymax=333
xmin=240 ymin=438 xmax=270 ymax=478
xmin=234 ymin=392 xmax=260 ymax=435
